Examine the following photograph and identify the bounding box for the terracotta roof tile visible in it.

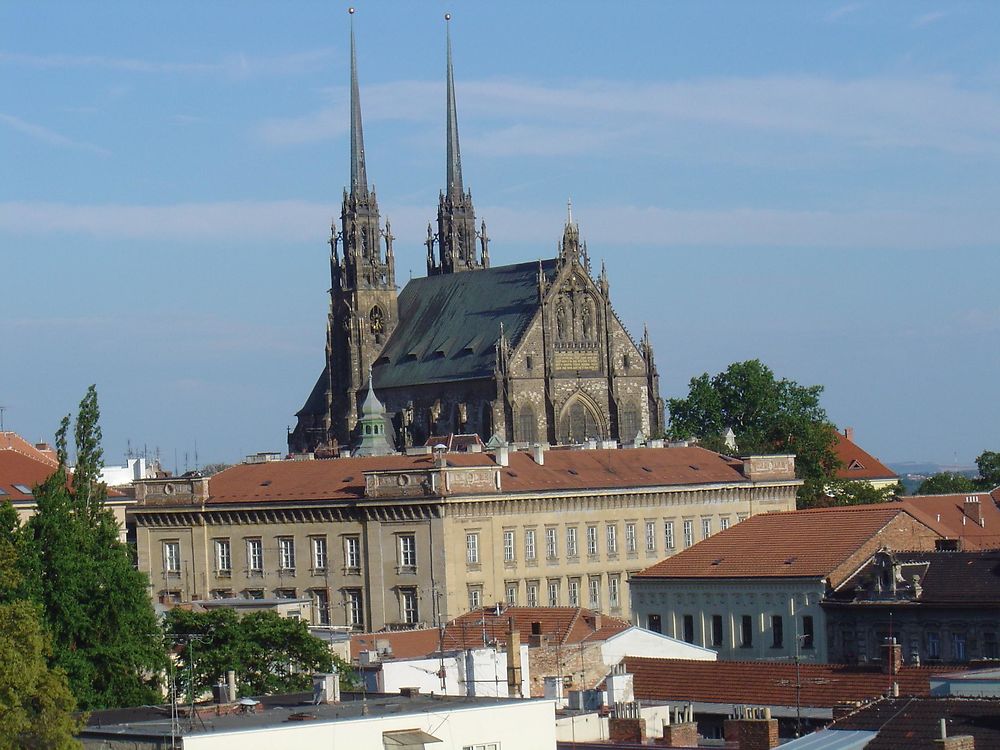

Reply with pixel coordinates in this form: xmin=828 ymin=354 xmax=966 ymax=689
xmin=831 ymin=697 xmax=1000 ymax=749
xmin=832 ymin=431 xmax=897 ymax=481
xmin=895 ymin=493 xmax=1000 ymax=550
xmin=205 ymin=446 xmax=756 ymax=505
xmin=623 ymin=657 xmax=955 ymax=709
xmin=632 ymin=505 xmax=926 ymax=581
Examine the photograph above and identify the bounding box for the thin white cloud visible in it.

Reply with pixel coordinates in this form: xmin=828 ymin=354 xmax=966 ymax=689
xmin=255 ymin=75 xmax=1000 ymax=157
xmin=825 ymin=3 xmax=863 ymax=22
xmin=912 ymin=11 xmax=949 ymax=27
xmin=0 ymin=112 xmax=108 ymax=155
xmin=1 ymin=200 xmax=996 ymax=251
xmin=0 ymin=49 xmax=334 ymax=77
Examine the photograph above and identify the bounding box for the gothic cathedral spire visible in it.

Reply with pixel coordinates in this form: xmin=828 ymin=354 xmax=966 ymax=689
xmin=428 ymin=14 xmax=487 ymax=275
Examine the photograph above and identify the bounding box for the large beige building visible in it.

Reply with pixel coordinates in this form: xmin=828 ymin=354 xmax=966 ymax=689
xmin=130 ymin=444 xmax=799 ymax=631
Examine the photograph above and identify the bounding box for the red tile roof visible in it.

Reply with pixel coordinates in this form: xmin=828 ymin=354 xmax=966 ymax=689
xmin=350 ymin=606 xmax=630 ymax=660
xmin=623 ymin=657 xmax=954 ymax=709
xmin=832 ymin=430 xmax=897 ymax=481
xmin=632 ymin=505 xmax=935 ymax=582
xmin=831 ymin=697 xmax=1000 ymax=749
xmin=206 ymin=446 xmax=756 ymax=505
xmin=895 ymin=493 xmax=1000 ymax=550
xmin=0 ymin=432 xmax=124 ymax=501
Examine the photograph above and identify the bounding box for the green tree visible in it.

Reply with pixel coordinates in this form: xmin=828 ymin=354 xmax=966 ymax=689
xmin=18 ymin=386 xmax=165 ymax=710
xmin=667 ymin=360 xmax=839 ymax=507
xmin=163 ymin=608 xmax=352 ymax=700
xmin=976 ymin=450 xmax=1000 ymax=489
xmin=916 ymin=471 xmax=978 ymax=495
xmin=820 ymin=480 xmax=905 ymax=507
xmin=0 ymin=520 xmax=83 ymax=749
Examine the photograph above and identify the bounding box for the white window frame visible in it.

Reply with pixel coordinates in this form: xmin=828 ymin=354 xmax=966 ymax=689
xmin=645 ymin=521 xmax=656 ymax=552
xmin=524 ymin=529 xmax=536 ymax=561
xmin=163 ymin=541 xmax=181 ymax=574
xmin=702 ymin=517 xmax=712 ymax=540
xmin=312 ymin=589 xmax=330 ymax=626
xmin=566 ymin=527 xmax=578 ymax=557
xmin=548 ymin=580 xmax=559 ymax=607
xmin=468 ymin=586 xmax=482 ymax=610
xmin=545 ymin=527 xmax=558 ymax=560
xmin=683 ymin=520 xmax=694 ymax=548
xmin=506 ymin=583 xmax=518 ymax=605
xmin=401 ymin=588 xmax=418 ymax=624
xmin=526 ymin=581 xmax=539 ymax=607
xmin=665 ymin=521 xmax=675 ymax=549
xmin=606 ymin=524 xmax=618 ymax=554
xmin=720 ymin=516 xmax=731 ymax=532
xmin=346 ymin=589 xmax=364 ymax=627
xmin=587 ymin=525 xmax=598 ymax=556
xmin=609 ymin=575 xmax=620 ymax=609
xmin=588 ymin=576 xmax=601 ymax=609
xmin=503 ymin=530 xmax=515 ymax=562
xmin=466 ymin=532 xmax=480 ymax=564
xmin=278 ymin=537 xmax=296 ymax=571
xmin=399 ymin=535 xmax=417 ymax=569
xmin=344 ymin=535 xmax=361 ymax=569
xmin=214 ymin=539 xmax=231 ymax=573
xmin=247 ymin=538 xmax=263 ymax=573
xmin=568 ymin=578 xmax=580 ymax=607
xmin=625 ymin=523 xmax=637 ymax=553
xmin=311 ymin=536 xmax=328 ymax=571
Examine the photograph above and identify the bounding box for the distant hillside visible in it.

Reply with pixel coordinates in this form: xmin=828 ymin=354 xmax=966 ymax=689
xmin=888 ymin=462 xmax=979 ymax=496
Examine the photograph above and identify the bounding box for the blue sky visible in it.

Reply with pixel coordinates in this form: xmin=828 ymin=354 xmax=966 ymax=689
xmin=2 ymin=1 xmax=998 ymax=469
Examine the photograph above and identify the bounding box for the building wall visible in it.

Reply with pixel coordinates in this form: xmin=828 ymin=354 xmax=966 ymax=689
xmin=631 ymin=577 xmax=831 ymax=662
xmin=367 ymin=644 xmax=530 ymax=698
xmin=440 ymin=481 xmax=797 ymax=621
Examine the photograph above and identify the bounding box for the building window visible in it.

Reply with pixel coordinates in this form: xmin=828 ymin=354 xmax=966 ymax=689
xmin=466 ymin=533 xmax=480 ymax=564
xmin=737 ymin=513 xmax=749 ymax=523
xmin=683 ymin=520 xmax=694 ymax=548
xmin=568 ymin=578 xmax=581 ymax=607
xmin=984 ymin=632 xmax=998 ymax=659
xmin=400 ymin=588 xmax=418 ymax=625
xmin=646 ymin=521 xmax=656 ymax=552
xmin=163 ymin=541 xmax=181 ymax=575
xmin=606 ymin=524 xmax=618 ymax=554
xmin=802 ymin=616 xmax=814 ymax=650
xmin=210 ymin=588 xmax=232 ymax=600
xmin=609 ymin=575 xmax=621 ymax=609
xmin=720 ymin=517 xmax=731 ymax=532
xmin=648 ymin=614 xmax=662 ymax=633
xmin=527 ymin=581 xmax=539 ymax=607
xmin=214 ymin=539 xmax=231 ymax=574
xmin=741 ymin=615 xmax=753 ymax=647
xmin=506 ymin=582 xmax=518 ymax=605
xmin=463 ymin=743 xmax=500 ymax=750
xmin=683 ymin=614 xmax=695 ymax=643
xmin=701 ymin=518 xmax=712 ymax=540
xmin=625 ymin=523 xmax=637 ymax=553
xmin=525 ymin=529 xmax=536 ymax=561
xmin=545 ymin=527 xmax=558 ymax=560
xmin=517 ymin=405 xmax=537 ymax=444
xmin=399 ymin=535 xmax=417 ymax=570
xmin=312 ymin=537 xmax=328 ymax=571
xmin=588 ymin=576 xmax=601 ymax=609
xmin=771 ymin=615 xmax=784 ymax=648
xmin=468 ymin=586 xmax=482 ymax=610
xmin=927 ymin=632 xmax=941 ymax=660
xmin=619 ymin=406 xmax=639 ymax=443
xmin=503 ymin=530 xmax=515 ymax=562
xmin=247 ymin=538 xmax=263 ymax=573
xmin=275 ymin=588 xmax=297 ymax=599
xmin=548 ymin=579 xmax=560 ymax=607
xmin=712 ymin=615 xmax=724 ymax=647
xmin=566 ymin=527 xmax=578 ymax=557
xmin=278 ymin=537 xmax=296 ymax=571
xmin=312 ymin=589 xmax=330 ymax=626
xmin=664 ymin=521 xmax=675 ymax=550
xmin=587 ymin=526 xmax=598 ymax=556
xmin=346 ymin=589 xmax=364 ymax=629
xmin=244 ymin=588 xmax=264 ymax=600
xmin=343 ymin=536 xmax=360 ymax=571
xmin=952 ymin=633 xmax=967 ymax=662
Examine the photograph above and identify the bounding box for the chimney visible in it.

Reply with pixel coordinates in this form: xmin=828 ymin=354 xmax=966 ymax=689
xmin=881 ymin=639 xmax=903 ymax=676
xmin=660 ymin=705 xmax=698 ymax=747
xmin=724 ymin=706 xmax=779 ymax=750
xmin=496 ymin=444 xmax=509 ymax=467
xmin=506 ymin=618 xmax=523 ymax=697
xmin=965 ymin=496 xmax=983 ymax=527
xmin=532 ymin=443 xmax=545 ymax=465
xmin=844 ymin=427 xmax=855 ymax=442
xmin=583 ymin=610 xmax=602 ymax=631
xmin=935 ymin=718 xmax=977 ymax=750
xmin=227 ymin=670 xmax=237 ymax=702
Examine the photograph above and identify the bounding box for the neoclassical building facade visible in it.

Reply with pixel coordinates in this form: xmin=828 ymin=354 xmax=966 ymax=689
xmin=129 ymin=445 xmax=798 ymax=631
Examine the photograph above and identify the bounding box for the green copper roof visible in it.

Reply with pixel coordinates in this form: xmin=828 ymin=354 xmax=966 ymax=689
xmin=374 ymin=259 xmax=557 ymax=389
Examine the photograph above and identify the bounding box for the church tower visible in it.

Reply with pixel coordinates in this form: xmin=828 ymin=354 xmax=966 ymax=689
xmin=427 ymin=15 xmax=489 ymax=275
xmin=326 ymin=9 xmax=398 ymax=444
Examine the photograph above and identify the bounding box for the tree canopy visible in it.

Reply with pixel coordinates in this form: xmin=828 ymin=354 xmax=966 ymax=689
xmin=16 ymin=386 xmax=165 ymax=710
xmin=976 ymin=451 xmax=1000 ymax=489
xmin=667 ymin=360 xmax=839 ymax=506
xmin=162 ymin=608 xmax=351 ymax=700
xmin=915 ymin=451 xmax=1000 ymax=495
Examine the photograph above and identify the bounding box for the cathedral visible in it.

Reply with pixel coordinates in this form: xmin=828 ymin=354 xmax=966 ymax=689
xmin=288 ymin=18 xmax=663 ymax=455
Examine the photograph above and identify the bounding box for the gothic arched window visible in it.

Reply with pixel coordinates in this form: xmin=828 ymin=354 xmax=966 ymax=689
xmin=619 ymin=405 xmax=640 ymax=443
xmin=517 ymin=405 xmax=538 ymax=445
xmin=558 ymin=399 xmax=604 ymax=444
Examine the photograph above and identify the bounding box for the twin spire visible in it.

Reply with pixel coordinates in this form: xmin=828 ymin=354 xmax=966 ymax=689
xmin=347 ymin=10 xmax=485 ymax=275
